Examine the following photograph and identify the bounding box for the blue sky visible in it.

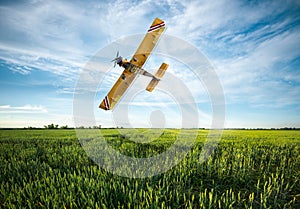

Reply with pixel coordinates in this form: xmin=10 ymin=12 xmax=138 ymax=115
xmin=0 ymin=0 xmax=299 ymax=128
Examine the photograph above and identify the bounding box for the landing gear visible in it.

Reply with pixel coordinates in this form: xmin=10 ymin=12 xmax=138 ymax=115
xmin=121 ymin=74 xmax=126 ymax=80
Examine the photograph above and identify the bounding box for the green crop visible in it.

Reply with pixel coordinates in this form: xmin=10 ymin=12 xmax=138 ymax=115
xmin=0 ymin=129 xmax=299 ymax=208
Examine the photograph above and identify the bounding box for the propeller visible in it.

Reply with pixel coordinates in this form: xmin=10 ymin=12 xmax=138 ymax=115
xmin=111 ymin=50 xmax=120 ymax=67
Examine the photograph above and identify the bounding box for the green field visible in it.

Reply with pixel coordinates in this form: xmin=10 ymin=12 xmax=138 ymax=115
xmin=0 ymin=129 xmax=299 ymax=208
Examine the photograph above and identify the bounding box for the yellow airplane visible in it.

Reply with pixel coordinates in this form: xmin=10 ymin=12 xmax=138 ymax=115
xmin=99 ymin=17 xmax=168 ymax=110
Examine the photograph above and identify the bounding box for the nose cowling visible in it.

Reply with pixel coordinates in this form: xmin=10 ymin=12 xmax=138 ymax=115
xmin=116 ymin=56 xmax=123 ymax=66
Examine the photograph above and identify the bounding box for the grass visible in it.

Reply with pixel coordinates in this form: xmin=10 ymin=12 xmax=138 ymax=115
xmin=0 ymin=129 xmax=299 ymax=208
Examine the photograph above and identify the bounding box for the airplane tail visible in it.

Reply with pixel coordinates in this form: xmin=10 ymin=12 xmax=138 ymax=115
xmin=146 ymin=63 xmax=168 ymax=92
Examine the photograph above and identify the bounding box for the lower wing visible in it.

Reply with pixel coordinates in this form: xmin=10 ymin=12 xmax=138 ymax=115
xmin=99 ymin=70 xmax=138 ymax=110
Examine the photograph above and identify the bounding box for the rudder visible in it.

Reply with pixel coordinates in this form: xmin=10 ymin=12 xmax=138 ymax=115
xmin=146 ymin=63 xmax=168 ymax=92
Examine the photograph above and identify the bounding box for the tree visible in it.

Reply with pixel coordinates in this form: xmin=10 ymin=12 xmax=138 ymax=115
xmin=44 ymin=123 xmax=59 ymax=129
xmin=60 ymin=125 xmax=68 ymax=129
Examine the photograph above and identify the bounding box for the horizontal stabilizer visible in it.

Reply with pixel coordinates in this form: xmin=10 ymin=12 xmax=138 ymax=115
xmin=146 ymin=63 xmax=168 ymax=92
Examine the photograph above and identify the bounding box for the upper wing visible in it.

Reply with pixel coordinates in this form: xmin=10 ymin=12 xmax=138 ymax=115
xmin=99 ymin=69 xmax=137 ymax=110
xmin=129 ymin=17 xmax=165 ymax=68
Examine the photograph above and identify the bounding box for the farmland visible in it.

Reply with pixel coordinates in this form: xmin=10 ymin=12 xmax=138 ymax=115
xmin=0 ymin=129 xmax=299 ymax=208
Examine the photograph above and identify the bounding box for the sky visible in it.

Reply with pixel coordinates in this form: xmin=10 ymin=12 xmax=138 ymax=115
xmin=0 ymin=0 xmax=299 ymax=128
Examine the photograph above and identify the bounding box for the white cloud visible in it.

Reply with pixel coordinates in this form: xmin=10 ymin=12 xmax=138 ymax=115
xmin=0 ymin=104 xmax=48 ymax=114
xmin=216 ymin=26 xmax=300 ymax=107
xmin=0 ymin=112 xmax=74 ymax=128
xmin=0 ymin=0 xmax=108 ymax=79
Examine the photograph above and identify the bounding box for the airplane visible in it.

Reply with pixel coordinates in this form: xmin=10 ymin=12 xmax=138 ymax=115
xmin=99 ymin=17 xmax=168 ymax=110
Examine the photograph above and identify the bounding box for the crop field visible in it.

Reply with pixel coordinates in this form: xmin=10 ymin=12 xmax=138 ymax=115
xmin=0 ymin=129 xmax=299 ymax=208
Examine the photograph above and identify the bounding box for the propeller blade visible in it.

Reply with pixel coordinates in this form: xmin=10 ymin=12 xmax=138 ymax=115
xmin=111 ymin=50 xmax=120 ymax=68
xmin=111 ymin=57 xmax=118 ymax=62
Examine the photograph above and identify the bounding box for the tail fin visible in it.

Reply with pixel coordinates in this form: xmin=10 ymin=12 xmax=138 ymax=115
xmin=146 ymin=63 xmax=168 ymax=92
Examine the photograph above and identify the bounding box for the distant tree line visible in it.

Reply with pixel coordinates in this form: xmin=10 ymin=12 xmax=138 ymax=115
xmin=225 ymin=127 xmax=300 ymax=130
xmin=43 ymin=124 xmax=101 ymax=129
xmin=1 ymin=126 xmax=299 ymax=130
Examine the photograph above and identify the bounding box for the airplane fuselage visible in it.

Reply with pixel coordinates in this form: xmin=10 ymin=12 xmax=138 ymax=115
xmin=118 ymin=58 xmax=154 ymax=79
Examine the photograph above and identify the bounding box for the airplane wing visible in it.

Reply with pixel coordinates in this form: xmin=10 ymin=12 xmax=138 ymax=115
xmin=129 ymin=17 xmax=165 ymax=67
xmin=99 ymin=69 xmax=137 ymax=110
